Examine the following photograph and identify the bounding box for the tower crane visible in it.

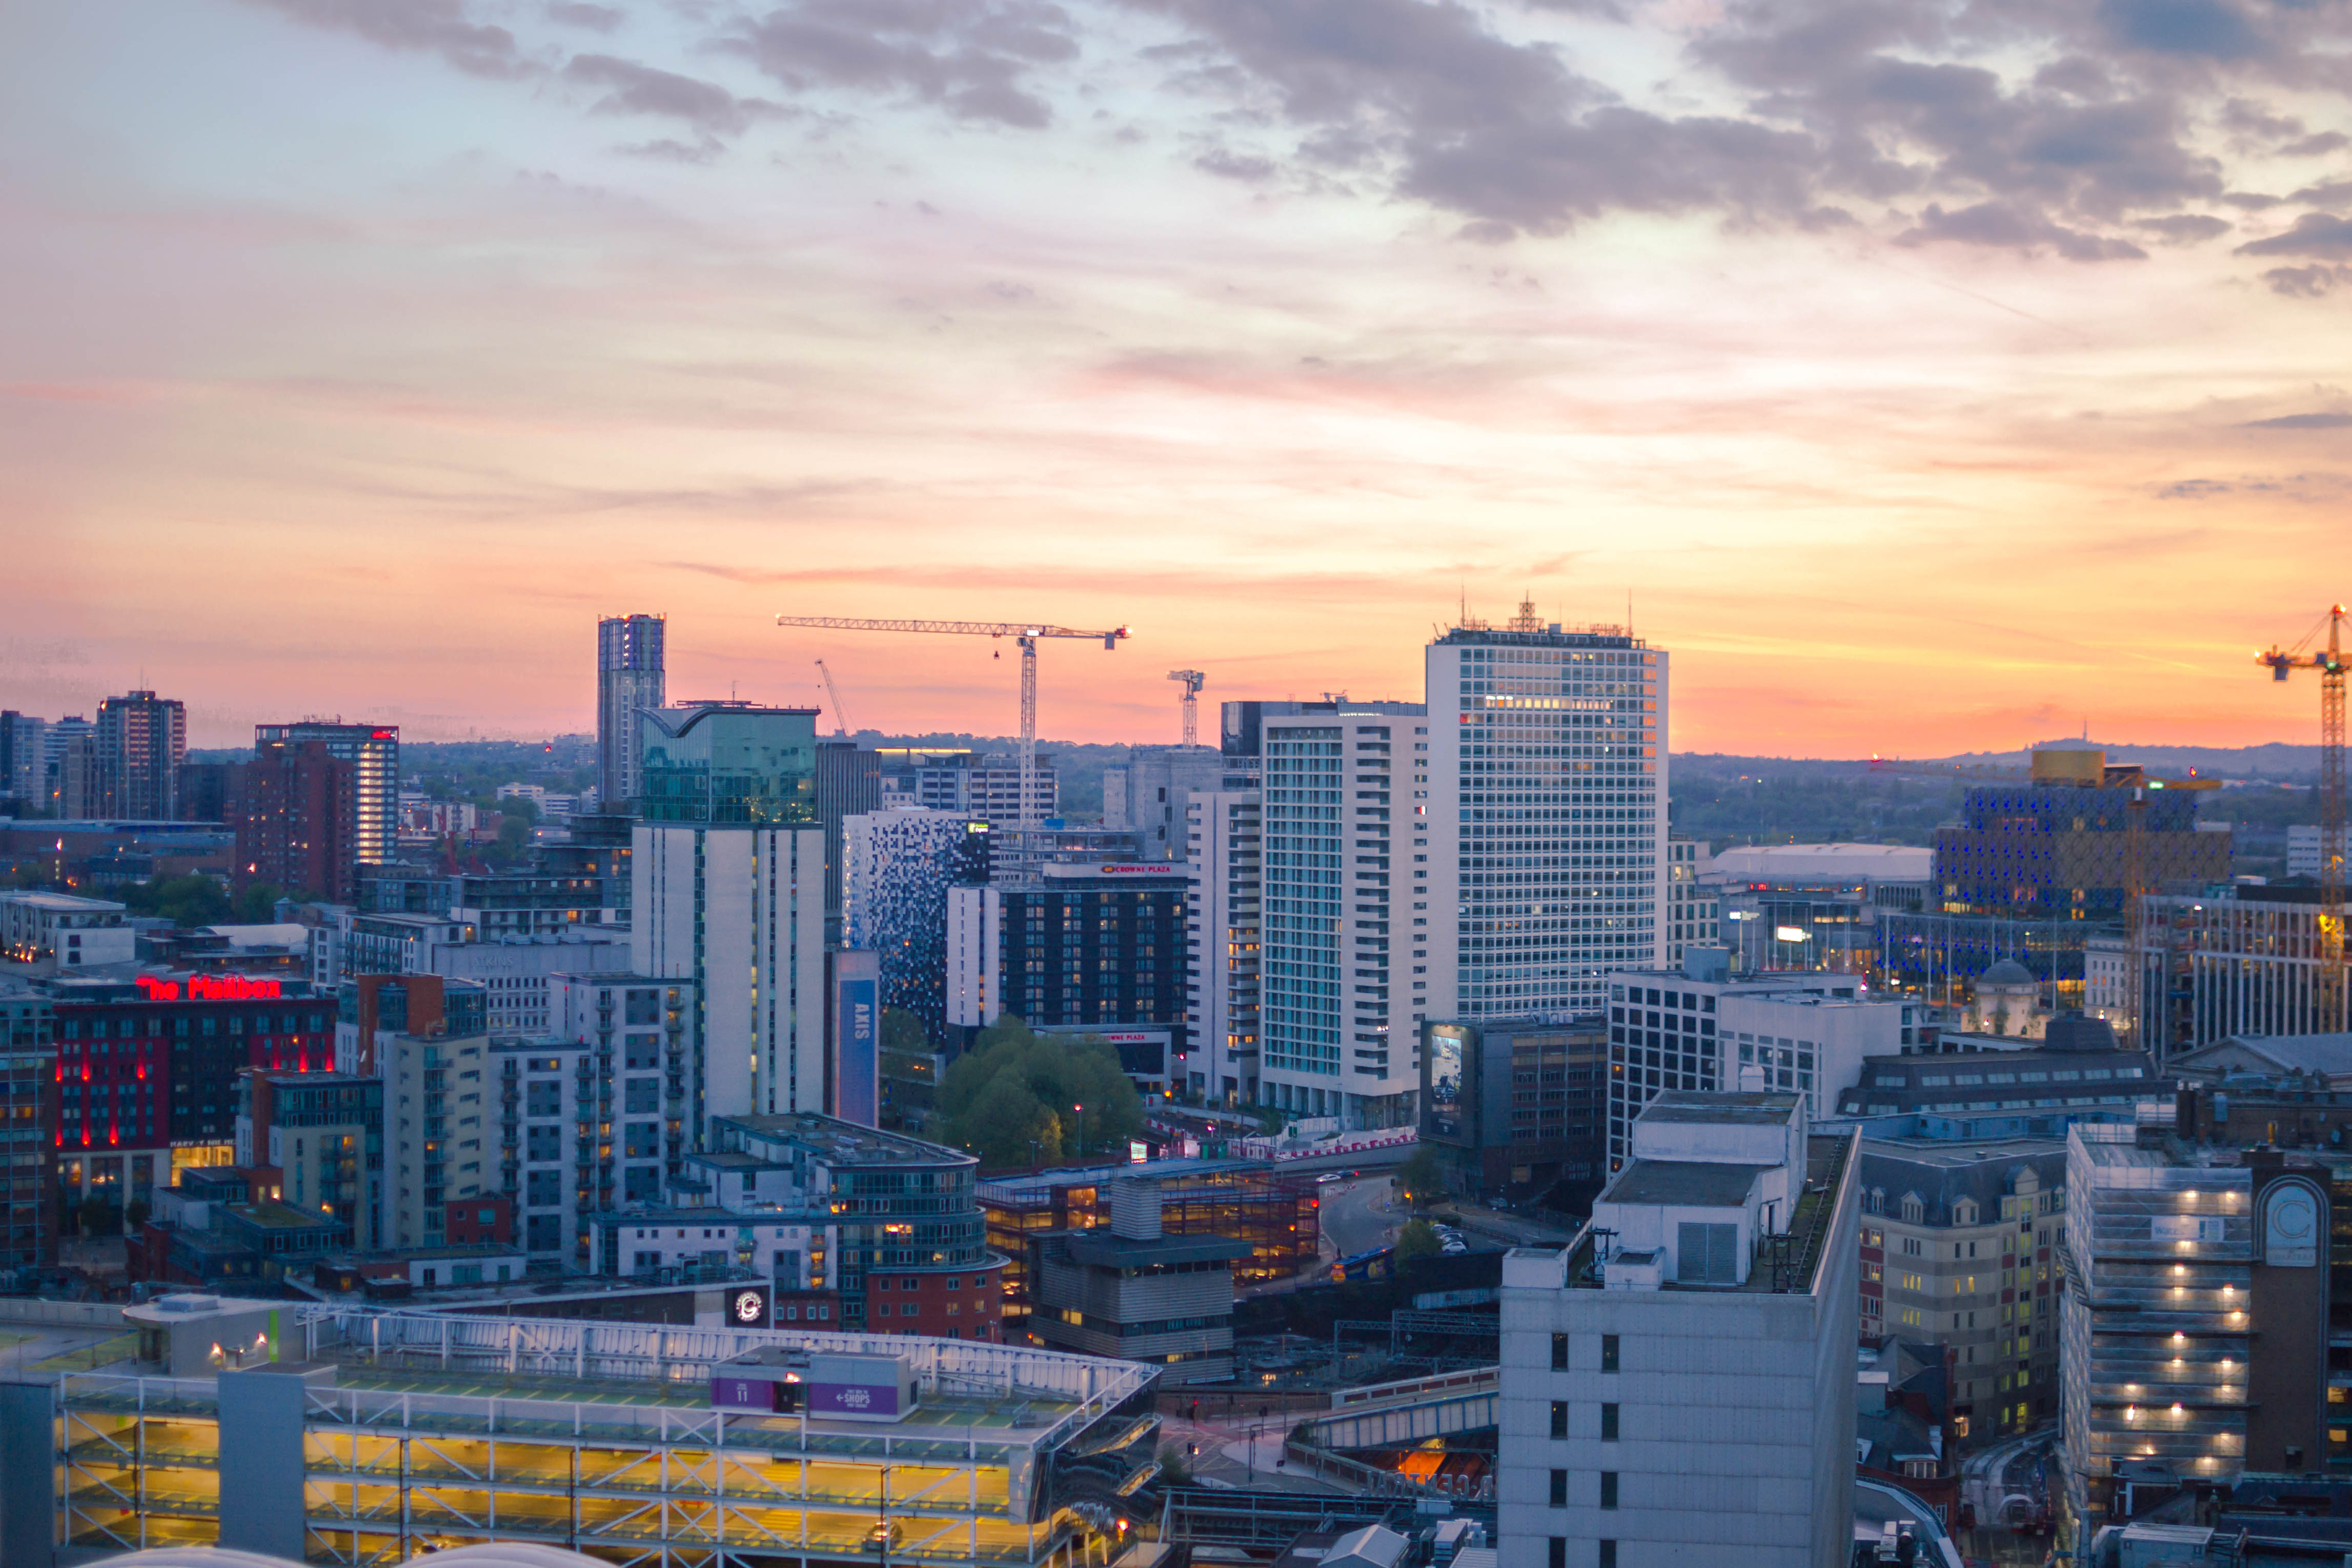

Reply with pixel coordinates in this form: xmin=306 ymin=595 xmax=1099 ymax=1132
xmin=774 ymin=616 xmax=1130 ymax=829
xmin=2259 ymin=603 xmax=2348 ymax=1031
xmin=1167 ymin=670 xmax=1206 ymax=748
xmin=814 ymin=659 xmax=853 ymax=739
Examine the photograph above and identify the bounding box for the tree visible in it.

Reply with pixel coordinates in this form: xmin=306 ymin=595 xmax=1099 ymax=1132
xmin=77 ymin=1193 xmax=119 ymax=1237
xmin=1395 ymin=1218 xmax=1442 ymax=1264
xmin=937 ymin=1017 xmax=1146 ymax=1169
xmin=1397 ymin=1145 xmax=1449 ymax=1212
xmin=234 ymin=882 xmax=286 ymax=924
xmin=882 ymin=1008 xmax=927 ymax=1055
xmin=123 ymin=1197 xmax=151 ymax=1231
xmin=121 ymin=873 xmax=231 ymax=929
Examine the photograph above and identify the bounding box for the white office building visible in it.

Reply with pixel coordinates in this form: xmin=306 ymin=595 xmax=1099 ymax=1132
xmin=1258 ymin=705 xmax=1430 ymax=1127
xmin=1604 ymin=964 xmax=1916 ymax=1172
xmin=1185 ymin=790 xmax=1262 ymax=1106
xmin=2288 ymin=823 xmax=2323 ymax=880
xmin=1426 ymin=609 xmax=1667 ymax=1025
xmin=1499 ymin=1091 xmax=1859 ymax=1568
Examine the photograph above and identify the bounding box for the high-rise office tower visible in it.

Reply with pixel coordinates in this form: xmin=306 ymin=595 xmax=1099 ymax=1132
xmin=94 ymin=689 xmax=186 ymax=819
xmin=1258 ymin=704 xmax=1430 ymax=1127
xmin=598 ymin=614 xmax=666 ymax=813
xmin=632 ymin=701 xmax=828 ymax=1137
xmin=1426 ymin=606 xmax=1667 ymax=1021
xmin=254 ymin=722 xmax=398 ymax=867
xmin=1185 ymin=790 xmax=1262 ymax=1106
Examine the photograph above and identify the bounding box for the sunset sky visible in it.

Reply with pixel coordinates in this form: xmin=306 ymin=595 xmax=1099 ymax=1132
xmin=4 ymin=0 xmax=2349 ymax=758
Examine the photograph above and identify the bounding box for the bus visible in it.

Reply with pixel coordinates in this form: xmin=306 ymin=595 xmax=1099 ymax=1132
xmin=1331 ymin=1247 xmax=1394 ymax=1283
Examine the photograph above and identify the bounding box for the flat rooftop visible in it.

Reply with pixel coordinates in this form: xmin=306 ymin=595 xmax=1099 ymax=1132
xmin=1602 ymin=1160 xmax=1772 ymax=1208
xmin=1641 ymin=1090 xmax=1801 ymax=1126
xmin=718 ymin=1111 xmax=976 ymax=1168
xmin=1565 ymin=1130 xmax=1854 ymax=1296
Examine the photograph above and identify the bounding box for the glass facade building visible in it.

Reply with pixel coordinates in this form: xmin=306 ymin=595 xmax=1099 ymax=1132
xmin=639 ymin=703 xmax=821 ymax=826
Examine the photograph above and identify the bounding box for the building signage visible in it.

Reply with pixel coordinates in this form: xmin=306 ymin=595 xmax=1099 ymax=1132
xmin=836 ymin=976 xmax=877 ymax=1128
xmin=807 ymin=1380 xmax=901 ymax=1417
xmin=1043 ymin=862 xmax=1180 ymax=879
xmin=135 ymin=975 xmax=282 ymax=1002
xmin=2262 ymin=1180 xmax=2321 ymax=1268
xmin=730 ymin=1287 xmax=769 ymax=1327
xmin=711 ymin=1375 xmax=780 ymax=1412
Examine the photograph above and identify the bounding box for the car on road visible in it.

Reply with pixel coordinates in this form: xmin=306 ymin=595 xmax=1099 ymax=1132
xmin=1315 ymin=1172 xmax=1343 ymax=1185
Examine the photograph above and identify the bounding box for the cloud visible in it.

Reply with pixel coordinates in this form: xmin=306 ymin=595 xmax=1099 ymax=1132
xmin=2237 ymin=213 xmax=2352 ymax=257
xmin=1896 ymin=201 xmax=2147 ymax=260
xmin=2240 ymin=411 xmax=2352 ymax=428
xmin=237 ymin=0 xmax=529 ymax=78
xmin=2283 ymin=132 xmax=2350 ymax=158
xmin=2095 ymin=0 xmax=2268 ymax=62
xmin=729 ymin=0 xmax=1078 ymax=128
xmin=2134 ymin=212 xmax=2229 ymax=241
xmin=2257 ymin=263 xmax=2352 ymax=298
xmin=564 ymin=52 xmax=778 ymax=137
xmin=1124 ymin=0 xmax=1841 ymax=238
xmin=1195 ymin=147 xmax=1276 ymax=181
xmin=547 ymin=2 xmax=622 ymax=30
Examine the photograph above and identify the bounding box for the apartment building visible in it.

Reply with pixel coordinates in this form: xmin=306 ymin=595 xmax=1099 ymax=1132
xmin=1258 ymin=705 xmax=1430 ymax=1127
xmin=1185 ymin=790 xmax=1262 ymax=1106
xmin=1857 ymin=1138 xmax=2067 ymax=1444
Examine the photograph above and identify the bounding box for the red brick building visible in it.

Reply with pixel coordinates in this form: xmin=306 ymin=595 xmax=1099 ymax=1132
xmin=229 ymin=738 xmax=356 ymax=903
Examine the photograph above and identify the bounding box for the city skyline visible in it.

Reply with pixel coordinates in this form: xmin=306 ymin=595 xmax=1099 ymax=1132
xmin=7 ymin=2 xmax=2351 ymax=756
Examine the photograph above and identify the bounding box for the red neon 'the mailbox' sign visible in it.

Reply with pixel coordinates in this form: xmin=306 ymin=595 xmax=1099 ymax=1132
xmin=134 ymin=975 xmax=283 ymax=1003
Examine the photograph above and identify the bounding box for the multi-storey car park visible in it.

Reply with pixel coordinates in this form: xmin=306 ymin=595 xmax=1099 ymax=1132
xmin=45 ymin=1299 xmax=1159 ymax=1567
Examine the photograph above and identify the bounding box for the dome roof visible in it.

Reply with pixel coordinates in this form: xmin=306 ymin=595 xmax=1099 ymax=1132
xmin=1979 ymin=960 xmax=2037 ymax=987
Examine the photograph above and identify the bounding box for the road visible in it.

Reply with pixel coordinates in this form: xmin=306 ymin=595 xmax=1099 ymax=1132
xmin=1318 ymin=1176 xmax=1405 ymax=1258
